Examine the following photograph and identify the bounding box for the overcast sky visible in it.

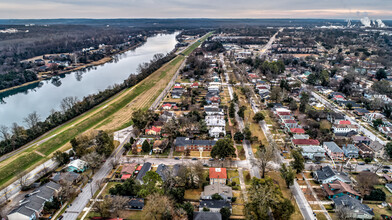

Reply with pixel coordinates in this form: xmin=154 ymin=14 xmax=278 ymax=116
xmin=1 ymin=0 xmax=392 ymax=19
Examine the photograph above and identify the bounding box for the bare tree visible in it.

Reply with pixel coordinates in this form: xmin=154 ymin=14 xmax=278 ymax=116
xmin=0 ymin=125 xmax=10 ymax=140
xmin=59 ymin=174 xmax=77 ymax=201
xmin=144 ymin=193 xmax=174 ymax=220
xmin=60 ymin=96 xmax=79 ymax=113
xmin=111 ymin=195 xmax=129 ymax=216
xmin=93 ymin=196 xmax=112 ymax=218
xmin=255 ymin=136 xmax=277 ymax=178
xmin=23 ymin=111 xmax=40 ymax=129
xmin=356 ymin=171 xmax=379 ymax=196
xmin=110 ymin=157 xmax=120 ymax=170
xmin=336 ymin=206 xmax=354 ymax=220
xmin=18 ymin=171 xmax=29 ymax=189
xmin=82 ymin=152 xmax=104 ymax=174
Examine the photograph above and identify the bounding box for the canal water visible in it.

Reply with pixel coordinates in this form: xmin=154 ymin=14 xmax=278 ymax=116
xmin=0 ymin=32 xmax=178 ymax=128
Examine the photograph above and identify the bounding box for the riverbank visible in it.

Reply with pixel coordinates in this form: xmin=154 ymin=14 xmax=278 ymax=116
xmin=0 ymin=32 xmax=211 ymax=192
xmin=0 ymin=41 xmax=146 ymax=94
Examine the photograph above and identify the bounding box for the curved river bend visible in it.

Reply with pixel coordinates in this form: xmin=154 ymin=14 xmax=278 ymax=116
xmin=0 ymin=32 xmax=178 ymax=128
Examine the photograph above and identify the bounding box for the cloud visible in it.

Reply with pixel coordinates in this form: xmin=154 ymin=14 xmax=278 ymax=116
xmin=0 ymin=0 xmax=391 ymax=19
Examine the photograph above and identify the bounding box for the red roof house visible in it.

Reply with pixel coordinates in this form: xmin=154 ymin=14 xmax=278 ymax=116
xmin=339 ymin=120 xmax=351 ymax=125
xmin=290 ymin=128 xmax=306 ymax=134
xmin=209 ymin=167 xmax=227 ymax=184
xmin=162 ymin=103 xmax=172 ymax=110
xmin=292 ymin=139 xmax=320 ymax=146
xmin=146 ymin=126 xmax=161 ymax=135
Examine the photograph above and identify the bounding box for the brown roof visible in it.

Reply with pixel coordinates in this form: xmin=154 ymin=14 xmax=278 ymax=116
xmin=121 ymin=163 xmax=137 ymax=175
xmin=322 ymin=180 xmax=360 ymax=197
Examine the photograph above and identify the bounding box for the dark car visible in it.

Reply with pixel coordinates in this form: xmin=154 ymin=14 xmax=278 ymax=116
xmin=383 ymin=166 xmax=391 ymax=169
xmin=174 ymin=157 xmax=180 ymax=160
xmin=192 ymin=158 xmax=198 ymax=160
xmin=209 ymin=158 xmax=214 ymax=161
xmin=383 ymin=169 xmax=389 ymax=173
xmin=203 ymin=163 xmax=209 ymax=167
xmin=363 ymin=168 xmax=371 ymax=172
xmin=358 ymin=162 xmax=365 ymax=165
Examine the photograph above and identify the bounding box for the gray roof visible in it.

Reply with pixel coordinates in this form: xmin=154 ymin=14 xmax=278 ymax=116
xmin=324 ymin=142 xmax=343 ymax=153
xmin=24 ymin=199 xmax=44 ymax=212
xmin=193 ymin=212 xmax=222 ymax=220
xmin=315 ymin=166 xmax=351 ymax=183
xmin=9 ymin=206 xmax=36 ymax=217
xmin=202 ymin=184 xmax=233 ymax=198
xmin=369 ymin=141 xmax=384 ymax=151
xmin=333 ymin=195 xmax=374 ymax=216
xmin=45 ymin=181 xmax=61 ymax=191
xmin=199 ymin=199 xmax=232 ymax=209
xmin=175 ymin=137 xmax=216 ymax=147
xmin=136 ymin=162 xmax=152 ymax=183
xmin=156 ymin=164 xmax=168 ymax=181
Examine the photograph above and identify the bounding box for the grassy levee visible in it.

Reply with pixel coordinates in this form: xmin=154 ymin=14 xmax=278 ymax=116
xmin=0 ymin=33 xmax=211 ymax=188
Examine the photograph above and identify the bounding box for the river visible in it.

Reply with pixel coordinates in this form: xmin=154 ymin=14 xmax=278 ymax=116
xmin=0 ymin=32 xmax=179 ymax=128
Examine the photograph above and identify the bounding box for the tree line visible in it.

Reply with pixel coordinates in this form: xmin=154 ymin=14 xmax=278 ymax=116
xmin=0 ymin=52 xmax=176 ymax=156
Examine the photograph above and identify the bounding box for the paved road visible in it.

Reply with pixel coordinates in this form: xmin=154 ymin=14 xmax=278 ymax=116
xmin=62 ymin=126 xmax=134 ymax=220
xmin=307 ymin=86 xmax=386 ymax=145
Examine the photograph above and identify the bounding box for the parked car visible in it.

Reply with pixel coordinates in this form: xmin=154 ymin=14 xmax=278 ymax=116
xmin=383 ymin=169 xmax=389 ymax=173
xmin=209 ymin=158 xmax=214 ymax=161
xmin=203 ymin=163 xmax=209 ymax=167
xmin=174 ymin=157 xmax=180 ymax=160
xmin=358 ymin=162 xmax=365 ymax=165
xmin=383 ymin=165 xmax=391 ymax=169
xmin=192 ymin=158 xmax=198 ymax=160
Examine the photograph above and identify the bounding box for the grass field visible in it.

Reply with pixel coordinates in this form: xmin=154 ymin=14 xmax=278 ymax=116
xmin=0 ymin=33 xmax=212 ymax=189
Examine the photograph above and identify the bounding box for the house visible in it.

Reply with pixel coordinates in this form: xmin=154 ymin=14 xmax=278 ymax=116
xmin=205 ymin=117 xmax=225 ymax=128
xmin=162 ymin=103 xmax=173 ymax=110
xmin=193 ymin=212 xmax=222 ymax=220
xmin=124 ymin=198 xmax=144 ymax=210
xmin=134 ymin=138 xmax=153 ymax=153
xmin=209 ymin=168 xmax=227 ymax=184
xmin=66 ymin=159 xmax=88 ymax=173
xmin=332 ymin=195 xmax=374 ymax=219
xmin=175 ymin=137 xmax=216 ymax=152
xmin=51 ymin=172 xmax=81 ymax=183
xmin=292 ymin=134 xmax=310 ymax=140
xmin=145 ymin=126 xmax=161 ymax=135
xmin=192 ymin=82 xmax=199 ymax=89
xmin=323 ymin=142 xmax=344 ymax=160
xmin=342 ymin=144 xmax=359 ymax=158
xmin=152 ymin=139 xmax=169 ymax=153
xmin=332 ymin=124 xmax=358 ymax=134
xmin=8 ymin=182 xmax=61 ymax=220
xmin=209 ymin=127 xmax=226 ymax=138
xmin=384 ymin=182 xmax=392 ymax=193
xmin=292 ymin=139 xmax=320 ymax=148
xmin=339 ymin=120 xmax=351 ymax=125
xmin=199 ymin=200 xmax=232 ymax=213
xmin=156 ymin=164 xmax=183 ymax=182
xmin=283 ymin=119 xmax=299 ymax=131
xmin=299 ymin=146 xmax=326 ymax=160
xmin=7 ymin=206 xmax=37 ymax=220
xmin=290 ymin=128 xmax=305 ymax=134
xmin=201 ymin=183 xmax=233 ymax=201
xmin=322 ymin=180 xmax=361 ymax=199
xmin=327 ymin=112 xmax=346 ymax=124
xmin=136 ymin=162 xmax=152 ymax=184
xmin=314 ymin=166 xmax=351 ymax=184
xmin=369 ymin=140 xmax=385 ymax=158
xmin=159 ymin=111 xmax=176 ymax=122
xmin=356 ymin=143 xmax=374 ymax=158
xmin=204 ymin=105 xmax=224 ymax=116
xmin=362 ymin=112 xmax=384 ymax=123
xmin=121 ymin=163 xmax=137 ymax=180
xmin=351 ymin=136 xmax=371 ymax=145
xmin=354 ymin=108 xmax=370 ymax=116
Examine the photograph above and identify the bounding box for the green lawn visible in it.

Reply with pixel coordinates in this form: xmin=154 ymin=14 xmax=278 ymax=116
xmin=227 ymin=169 xmax=240 ymax=186
xmin=0 ymin=153 xmax=43 ymax=186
